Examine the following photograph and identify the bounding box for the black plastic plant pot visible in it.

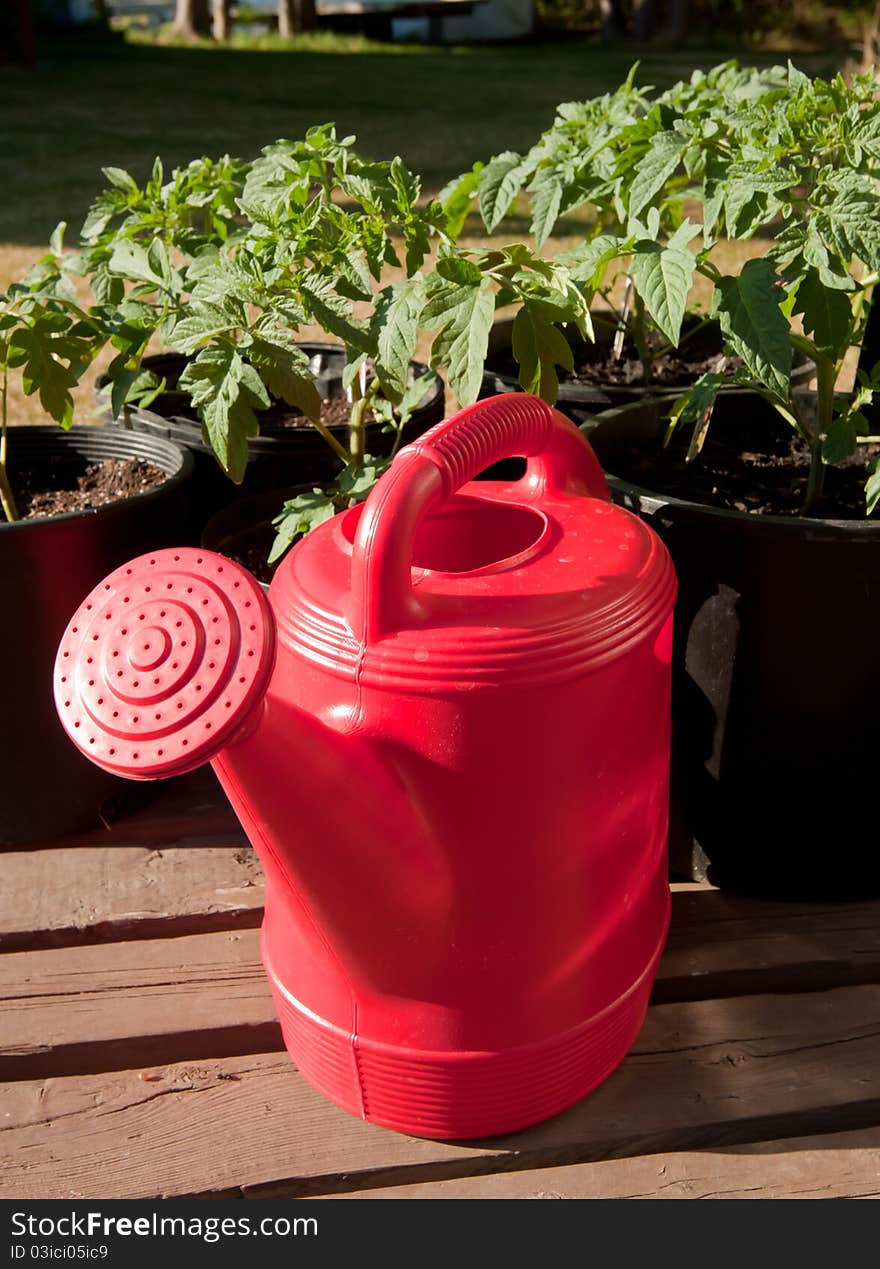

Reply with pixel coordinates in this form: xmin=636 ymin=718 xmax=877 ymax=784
xmin=0 ymin=426 xmax=194 ymax=846
xmin=200 ymin=483 xmax=312 ymax=591
xmin=582 ymin=396 xmax=880 ymax=900
xmin=96 ymin=344 xmax=445 ymax=531
xmin=479 ymin=312 xmax=815 ymax=429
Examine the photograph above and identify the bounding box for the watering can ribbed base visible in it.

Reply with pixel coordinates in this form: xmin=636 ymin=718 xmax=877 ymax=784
xmin=263 ymin=905 xmax=669 ymax=1139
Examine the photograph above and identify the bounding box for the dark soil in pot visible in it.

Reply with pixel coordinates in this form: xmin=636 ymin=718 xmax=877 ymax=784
xmin=201 ymin=485 xmax=303 ymax=588
xmin=583 ymin=395 xmax=880 ymax=900
xmin=479 ymin=312 xmax=815 ymax=426
xmin=0 ymin=426 xmax=194 ymax=846
xmin=13 ymin=457 xmax=165 ymax=519
xmin=604 ymin=393 xmax=879 ymax=518
xmin=97 ymin=344 xmax=445 ymax=533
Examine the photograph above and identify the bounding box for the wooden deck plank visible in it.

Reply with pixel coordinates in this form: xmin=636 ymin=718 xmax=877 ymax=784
xmin=656 ymin=889 xmax=880 ymax=1002
xmin=0 ymin=930 xmax=280 ymax=1080
xmin=6 ymin=882 xmax=880 ymax=1084
xmin=0 ymin=845 xmax=262 ymax=952
xmin=3 ymin=888 xmax=873 ymax=1076
xmin=328 ymin=1127 xmax=880 ymax=1199
xmin=3 ymin=984 xmax=880 ymax=1199
xmin=0 ymin=771 xmax=257 ymax=954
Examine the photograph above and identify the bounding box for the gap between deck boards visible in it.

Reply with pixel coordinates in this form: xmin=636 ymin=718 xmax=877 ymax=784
xmin=5 ymin=884 xmax=880 ymax=1084
xmin=3 ymin=984 xmax=880 ymax=1199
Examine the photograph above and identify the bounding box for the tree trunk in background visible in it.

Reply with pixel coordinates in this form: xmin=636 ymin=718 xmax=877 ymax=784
xmin=173 ymin=0 xmax=211 ymax=38
xmin=212 ymin=0 xmax=231 ymax=40
xmin=92 ymin=0 xmax=111 ymax=21
xmin=665 ymin=0 xmax=688 ymax=40
xmin=12 ymin=0 xmax=35 ymax=65
xmin=599 ymin=0 xmax=626 ymax=38
xmin=632 ymin=0 xmax=655 ymax=40
xmin=278 ymin=0 xmax=318 ymax=36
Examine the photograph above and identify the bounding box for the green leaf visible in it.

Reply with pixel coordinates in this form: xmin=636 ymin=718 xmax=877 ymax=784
xmin=867 ymin=456 xmax=880 ymax=515
xmin=478 ymin=152 xmax=525 ymax=234
xmin=667 ymin=372 xmax=727 ymax=436
xmin=626 ymin=132 xmax=682 ymax=221
xmin=403 ymin=219 xmax=432 ymax=278
xmin=337 ymin=457 xmax=388 ymax=500
xmin=629 ymin=224 xmax=698 ymax=346
xmin=423 ymin=282 xmax=494 ymax=407
xmin=147 ymin=237 xmax=172 ymax=288
xmin=8 ymin=326 xmax=78 ymax=427
xmin=179 ymin=344 xmax=267 ymax=482
xmin=530 ymin=175 xmax=564 ymax=249
xmin=171 ymin=305 xmax=235 ymax=355
xmin=108 ymin=239 xmax=171 ymax=290
xmin=435 ymin=251 xmax=484 ymax=286
xmin=720 ymin=164 xmax=792 ymax=238
xmin=389 ymin=156 xmax=420 ymax=211
xmin=396 ymin=372 xmax=434 ymax=424
xmin=107 ymin=366 xmax=144 ymax=421
xmin=49 ymin=222 xmax=66 ymax=257
xmin=372 ymin=284 xmax=424 ymax=401
xmin=302 ymin=275 xmax=371 ymax=353
xmin=101 ymin=166 xmax=139 ymax=195
xmin=269 ymin=489 xmax=338 ymax=563
xmin=561 ymin=235 xmax=624 ymax=289
xmin=822 ymin=409 xmax=858 ymax=465
xmin=249 ymin=337 xmax=321 ymax=422
xmin=342 ymin=352 xmax=368 ymax=393
xmin=511 ymin=303 xmax=573 ymax=405
xmin=438 ymin=163 xmax=482 ymax=240
xmin=713 ymin=258 xmax=792 ymax=399
xmin=816 ymin=190 xmax=880 ymax=272
xmin=791 ymin=269 xmax=852 ymax=357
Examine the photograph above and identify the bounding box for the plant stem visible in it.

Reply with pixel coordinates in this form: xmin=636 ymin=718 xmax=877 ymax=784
xmin=310 ymin=415 xmax=352 ymax=466
xmin=803 ymin=438 xmax=825 ymax=515
xmin=348 ymin=369 xmax=380 ymax=466
xmin=801 ymin=357 xmax=836 ymax=516
xmin=349 ymin=395 xmax=368 ymax=464
xmin=348 ymin=363 xmax=365 ymax=464
xmin=0 ymin=364 xmax=18 ymax=523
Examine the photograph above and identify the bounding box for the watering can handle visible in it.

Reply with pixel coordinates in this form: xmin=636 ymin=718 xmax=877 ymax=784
xmin=349 ymin=393 xmax=610 ymax=642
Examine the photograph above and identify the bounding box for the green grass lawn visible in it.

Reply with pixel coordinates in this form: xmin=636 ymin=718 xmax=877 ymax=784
xmin=0 ymin=31 xmax=841 ymax=247
xmin=0 ymin=29 xmax=843 ymax=424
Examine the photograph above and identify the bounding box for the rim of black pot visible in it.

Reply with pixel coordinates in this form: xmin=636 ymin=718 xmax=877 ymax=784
xmin=1 ymin=425 xmax=194 ymax=534
xmin=97 ymin=344 xmax=444 ymax=435
xmin=588 ymin=397 xmax=880 ymax=539
xmin=486 ymin=312 xmax=815 ymax=395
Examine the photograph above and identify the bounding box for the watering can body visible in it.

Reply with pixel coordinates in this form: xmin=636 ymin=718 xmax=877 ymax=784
xmin=54 ymin=395 xmax=676 ymax=1139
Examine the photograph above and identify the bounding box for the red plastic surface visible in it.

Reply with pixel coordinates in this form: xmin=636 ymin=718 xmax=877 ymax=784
xmin=54 ymin=394 xmax=676 ymax=1139
xmin=53 ymin=548 xmax=274 ymax=778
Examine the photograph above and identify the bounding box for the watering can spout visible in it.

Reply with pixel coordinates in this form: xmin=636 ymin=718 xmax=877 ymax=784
xmin=212 ymin=693 xmax=450 ymax=986
xmin=53 ymin=548 xmax=277 ymax=783
xmin=53 ymin=547 xmax=449 ymax=986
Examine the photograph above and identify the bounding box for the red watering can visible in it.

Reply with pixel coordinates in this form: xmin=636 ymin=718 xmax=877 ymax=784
xmin=54 ymin=394 xmax=676 ymax=1139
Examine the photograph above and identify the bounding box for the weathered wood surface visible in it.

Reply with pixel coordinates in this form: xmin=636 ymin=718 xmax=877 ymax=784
xmin=0 ymin=771 xmax=258 ymax=953
xmin=5 ymin=776 xmax=880 ymax=1200
xmin=656 ymin=888 xmax=880 ymax=1002
xmin=3 ymin=983 xmax=880 ymax=1199
xmin=6 ymin=887 xmax=880 ymax=1086
xmin=329 ymin=1127 xmax=880 ymax=1199
xmin=0 ymin=845 xmax=262 ymax=952
xmin=0 ymin=930 xmax=279 ymax=1080
xmin=7 ymin=765 xmax=879 ymax=997
xmin=7 ymin=881 xmax=880 ymax=1078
